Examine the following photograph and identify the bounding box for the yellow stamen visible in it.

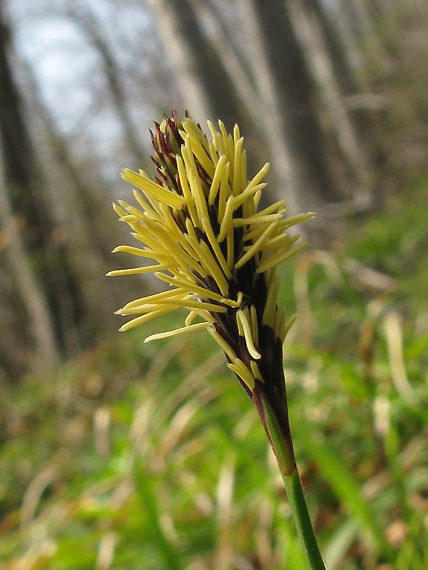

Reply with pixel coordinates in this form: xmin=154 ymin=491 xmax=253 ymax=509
xmin=192 ymin=169 xmax=210 ymax=222
xmin=176 ymin=155 xmax=199 ymax=228
xmin=262 ymin=276 xmax=280 ymax=327
xmin=208 ymin=155 xmax=227 ymax=205
xmin=107 ymin=263 xmax=172 ymax=277
xmin=221 ymin=291 xmax=243 ymax=308
xmin=112 ymin=245 xmax=159 ymax=259
xmin=226 ymin=223 xmax=234 ymax=269
xmin=281 ymin=314 xmax=297 ymax=344
xmin=185 ymin=311 xmax=198 ymax=325
xmin=145 ymin=321 xmax=210 ymax=343
xmin=217 ymin=162 xmax=231 ymax=221
xmin=264 ymin=232 xmax=299 ymax=251
xmin=198 ymin=241 xmax=229 ymax=297
xmin=233 ymin=183 xmax=266 ymax=210
xmin=207 ymin=121 xmax=219 ymax=152
xmin=160 ymin=296 xmax=228 ymax=313
xmin=122 ymin=204 xmax=150 ymax=221
xmin=218 ymin=196 xmax=234 ymax=242
xmin=237 ymin=308 xmax=261 ymax=360
xmin=119 ymin=289 xmax=186 ymax=311
xmin=183 ymin=126 xmax=215 ymax=178
xmin=218 ymin=121 xmax=232 ymax=163
xmin=208 ymin=140 xmax=219 ymax=166
xmin=143 ymin=216 xmax=206 ymax=277
xmin=235 ymin=220 xmax=279 ymax=269
xmin=202 ymin=215 xmax=231 ymax=279
xmin=278 ymin=212 xmax=315 ymax=230
xmin=122 ymin=169 xmax=184 ymax=209
xmin=257 ymin=242 xmax=307 ymax=274
xmin=133 ymin=190 xmax=159 ymax=219
xmin=232 ymin=137 xmax=244 ymax=197
xmin=113 ymin=203 xmax=127 ymax=217
xmin=155 ymin=272 xmax=229 ymax=305
xmin=233 ymin=212 xmax=284 ymax=227
xmin=208 ymin=326 xmax=236 ymax=361
xmin=250 ymin=305 xmax=259 ymax=346
xmin=274 ymin=308 xmax=286 ymax=340
xmin=233 ymin=124 xmax=241 ymax=144
xmin=119 ymin=305 xmax=177 ymax=332
xmin=258 ymin=200 xmax=287 ymax=216
xmin=228 ymin=359 xmax=255 ymax=390
xmin=241 ymin=150 xmax=247 ymax=193
xmin=250 ymin=361 xmax=263 ymax=382
xmin=246 ymin=162 xmax=270 ymax=191
xmin=183 ymin=117 xmax=210 ymax=151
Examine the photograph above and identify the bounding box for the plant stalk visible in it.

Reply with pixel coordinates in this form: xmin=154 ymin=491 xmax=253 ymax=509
xmin=282 ymin=467 xmax=326 ymax=570
xmin=255 ymin=389 xmax=325 ymax=569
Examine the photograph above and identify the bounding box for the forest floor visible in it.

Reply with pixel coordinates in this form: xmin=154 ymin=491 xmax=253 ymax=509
xmin=1 ymin=180 xmax=428 ymax=570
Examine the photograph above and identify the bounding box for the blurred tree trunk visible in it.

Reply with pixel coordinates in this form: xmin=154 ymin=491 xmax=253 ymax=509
xmin=143 ymin=0 xmax=252 ymax=133
xmin=143 ymin=0 xmax=213 ymax=124
xmin=346 ymin=0 xmax=393 ymax=71
xmin=0 ymin=1 xmax=125 ymax=377
xmin=0 ymin=138 xmax=58 ymax=373
xmin=287 ymin=0 xmax=371 ymax=204
xmin=304 ymin=0 xmax=357 ymax=95
xmin=250 ymin=0 xmax=342 ymax=211
xmin=67 ymin=5 xmax=146 ymax=164
xmin=146 ymin=0 xmax=374 ymax=214
xmin=328 ymin=0 xmax=373 ymax=94
xmin=0 ymin=0 xmax=58 ymax=372
xmin=25 ymin=61 xmax=117 ymax=265
xmin=204 ymin=0 xmax=299 ymax=212
xmin=22 ymin=64 xmax=119 ymax=354
xmin=144 ymin=0 xmax=314 ymax=214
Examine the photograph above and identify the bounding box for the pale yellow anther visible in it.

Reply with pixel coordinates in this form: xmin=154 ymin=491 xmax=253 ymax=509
xmin=111 ymin=114 xmax=312 ymax=366
xmin=262 ymin=276 xmax=280 ymax=328
xmin=145 ymin=321 xmax=210 ymax=343
xmin=250 ymin=361 xmax=263 ymax=382
xmin=208 ymin=155 xmax=227 ymax=205
xmin=232 ymin=137 xmax=244 ymax=197
xmin=237 ymin=308 xmax=261 ymax=360
xmin=228 ymin=359 xmax=255 ymax=391
xmin=122 ymin=169 xmax=184 ymax=209
xmin=257 ymin=242 xmax=307 ymax=274
xmin=220 ymin=291 xmax=243 ymax=308
xmin=218 ymin=196 xmax=234 ymax=242
xmin=208 ymin=326 xmax=236 ymax=361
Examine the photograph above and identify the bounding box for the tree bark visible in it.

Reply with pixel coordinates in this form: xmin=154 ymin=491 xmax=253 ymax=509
xmin=68 ymin=5 xmax=146 ymax=164
xmin=145 ymin=0 xmax=309 ymax=214
xmin=251 ymin=0 xmax=341 ymax=210
xmin=144 ymin=0 xmax=251 ymax=134
xmin=0 ymin=0 xmax=58 ymax=372
xmin=0 ymin=137 xmax=58 ymax=372
xmin=239 ymin=0 xmax=307 ymax=214
xmin=0 ymin=0 xmax=124 ymax=375
xmin=27 ymin=83 xmax=117 ymax=352
xmin=287 ymin=0 xmax=371 ymax=202
xmin=143 ymin=0 xmax=213 ymax=125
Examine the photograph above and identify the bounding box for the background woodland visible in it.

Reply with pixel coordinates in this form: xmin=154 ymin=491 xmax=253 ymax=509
xmin=1 ymin=1 xmax=428 ymax=569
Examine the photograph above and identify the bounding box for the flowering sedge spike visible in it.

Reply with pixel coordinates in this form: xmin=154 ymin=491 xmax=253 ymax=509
xmin=109 ymin=111 xmax=314 ymax=477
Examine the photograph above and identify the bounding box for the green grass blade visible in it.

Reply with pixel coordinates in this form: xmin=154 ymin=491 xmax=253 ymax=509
xmin=297 ymin=423 xmax=393 ymax=560
xmin=134 ymin=459 xmax=184 ymax=570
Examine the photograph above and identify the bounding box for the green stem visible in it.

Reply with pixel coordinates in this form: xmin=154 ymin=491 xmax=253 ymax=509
xmin=256 ymin=388 xmax=325 ymax=569
xmin=282 ymin=468 xmax=326 ymax=570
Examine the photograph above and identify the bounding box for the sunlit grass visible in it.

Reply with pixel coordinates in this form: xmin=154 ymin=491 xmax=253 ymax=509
xmin=1 ymin=181 xmax=428 ymax=569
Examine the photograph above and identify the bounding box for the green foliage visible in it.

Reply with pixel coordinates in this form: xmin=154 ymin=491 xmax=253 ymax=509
xmin=1 ymin=183 xmax=428 ymax=569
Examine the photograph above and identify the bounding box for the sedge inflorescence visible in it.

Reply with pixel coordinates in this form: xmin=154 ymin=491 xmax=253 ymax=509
xmin=109 ymin=111 xmax=313 ymax=396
